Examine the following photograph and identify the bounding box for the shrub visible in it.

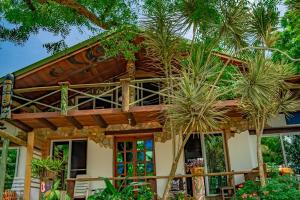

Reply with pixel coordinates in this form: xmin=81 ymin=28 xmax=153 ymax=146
xmin=235 ymin=176 xmax=300 ymax=200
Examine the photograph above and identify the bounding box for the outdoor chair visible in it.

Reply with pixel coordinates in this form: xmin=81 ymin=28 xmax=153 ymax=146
xmin=11 ymin=177 xmax=24 ymax=200
xmin=73 ymin=175 xmax=91 ymax=200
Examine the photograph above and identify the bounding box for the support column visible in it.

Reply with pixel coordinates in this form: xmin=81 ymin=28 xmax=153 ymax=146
xmin=0 ymin=138 xmax=10 ymax=198
xmin=24 ymin=131 xmax=34 ymax=200
xmin=59 ymin=82 xmax=69 ymax=116
xmin=121 ymin=78 xmax=130 ymax=112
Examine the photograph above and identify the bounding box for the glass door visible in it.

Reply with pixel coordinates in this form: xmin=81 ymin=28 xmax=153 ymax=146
xmin=114 ymin=135 xmax=156 ymax=190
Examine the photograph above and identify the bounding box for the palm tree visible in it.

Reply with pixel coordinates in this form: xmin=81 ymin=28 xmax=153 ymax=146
xmin=234 ymin=53 xmax=298 ymax=186
xmin=162 ymin=45 xmax=228 ymax=199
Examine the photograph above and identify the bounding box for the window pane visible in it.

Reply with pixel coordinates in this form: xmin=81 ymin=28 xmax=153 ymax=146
xmin=137 ymin=152 xmax=144 ymax=162
xmin=117 ymin=164 xmax=124 ymax=175
xmin=126 ymin=163 xmax=134 ymax=176
xmin=126 ymin=142 xmax=133 ymax=151
xmin=146 ymin=162 xmax=154 ymax=173
xmin=117 ymin=142 xmax=125 ymax=151
xmin=117 ymin=152 xmax=124 ymax=162
xmin=126 ymin=152 xmax=133 ymax=162
xmin=71 ymin=140 xmax=87 ymax=173
xmin=145 ymin=140 xmax=153 ymax=151
xmin=137 ymin=140 xmax=144 ymax=150
xmin=137 ymin=163 xmax=145 ymax=175
xmin=146 ymin=151 xmax=153 ymax=161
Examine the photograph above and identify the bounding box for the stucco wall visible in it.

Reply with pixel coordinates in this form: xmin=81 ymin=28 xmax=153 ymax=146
xmin=155 ymin=138 xmax=185 ymax=198
xmin=228 ymin=131 xmax=257 ymax=184
xmin=86 ymin=140 xmax=114 ymax=190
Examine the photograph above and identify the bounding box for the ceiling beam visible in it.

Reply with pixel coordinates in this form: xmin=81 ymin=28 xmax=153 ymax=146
xmin=65 ymin=116 xmax=83 ymax=129
xmin=38 ymin=118 xmax=58 ymax=131
xmin=249 ymin=126 xmax=300 ymax=135
xmin=6 ymin=119 xmax=33 ymax=132
xmin=92 ymin=115 xmax=108 ymax=128
xmin=0 ymin=130 xmax=27 ymax=146
xmin=126 ymin=113 xmax=137 ymax=126
xmin=105 ymin=128 xmax=162 ymax=135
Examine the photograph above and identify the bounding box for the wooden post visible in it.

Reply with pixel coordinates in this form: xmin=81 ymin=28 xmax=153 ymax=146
xmin=0 ymin=138 xmax=10 ymax=198
xmin=59 ymin=82 xmax=69 ymax=116
xmin=126 ymin=61 xmax=136 ymax=106
xmin=23 ymin=131 xmax=34 ymax=200
xmin=1 ymin=74 xmax=14 ymax=119
xmin=121 ymin=79 xmax=130 ymax=112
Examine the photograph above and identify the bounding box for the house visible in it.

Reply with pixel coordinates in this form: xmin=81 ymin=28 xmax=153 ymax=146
xmin=0 ymin=33 xmax=299 ymax=200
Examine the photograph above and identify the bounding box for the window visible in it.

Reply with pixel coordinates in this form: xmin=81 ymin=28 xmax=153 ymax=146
xmin=52 ymin=140 xmax=87 ymax=189
xmin=286 ymin=112 xmax=300 ymax=125
xmin=114 ymin=135 xmax=156 ymax=189
xmin=0 ymin=148 xmax=19 ymax=190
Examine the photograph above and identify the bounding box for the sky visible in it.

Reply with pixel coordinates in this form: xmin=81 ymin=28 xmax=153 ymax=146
xmin=0 ymin=3 xmax=287 ymax=77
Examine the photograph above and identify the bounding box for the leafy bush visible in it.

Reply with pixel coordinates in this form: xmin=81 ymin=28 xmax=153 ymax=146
xmin=88 ymin=178 xmax=154 ymax=200
xmin=235 ymin=176 xmax=300 ymax=200
xmin=32 ymin=158 xmax=64 ymax=178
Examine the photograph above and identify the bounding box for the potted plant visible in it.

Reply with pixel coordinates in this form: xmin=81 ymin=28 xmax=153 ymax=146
xmin=185 ymin=158 xmax=204 ymax=175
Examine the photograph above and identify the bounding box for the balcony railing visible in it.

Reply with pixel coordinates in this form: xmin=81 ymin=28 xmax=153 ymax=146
xmin=10 ymin=78 xmax=176 ymax=115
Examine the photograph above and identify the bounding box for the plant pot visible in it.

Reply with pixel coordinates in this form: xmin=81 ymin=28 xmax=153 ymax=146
xmin=191 ymin=167 xmax=204 ymax=175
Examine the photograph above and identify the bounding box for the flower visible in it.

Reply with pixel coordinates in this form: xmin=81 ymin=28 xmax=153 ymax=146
xmin=241 ymin=193 xmax=248 ymax=199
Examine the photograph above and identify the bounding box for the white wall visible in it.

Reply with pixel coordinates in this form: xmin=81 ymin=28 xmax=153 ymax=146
xmin=86 ymin=140 xmax=113 ymax=190
xmin=228 ymin=131 xmax=257 ymax=184
xmin=155 ymin=138 xmax=185 ymax=198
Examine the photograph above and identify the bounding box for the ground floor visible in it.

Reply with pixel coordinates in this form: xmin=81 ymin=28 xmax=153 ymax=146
xmin=2 ymin=113 xmax=300 ymax=199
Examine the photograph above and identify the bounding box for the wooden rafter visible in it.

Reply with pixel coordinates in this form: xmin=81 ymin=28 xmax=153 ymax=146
xmin=92 ymin=115 xmax=108 ymax=128
xmin=38 ymin=118 xmax=58 ymax=131
xmin=0 ymin=130 xmax=27 ymax=146
xmin=249 ymin=126 xmax=300 ymax=135
xmin=65 ymin=116 xmax=83 ymax=129
xmin=105 ymin=128 xmax=162 ymax=135
xmin=126 ymin=112 xmax=136 ymax=126
xmin=7 ymin=120 xmax=33 ymax=133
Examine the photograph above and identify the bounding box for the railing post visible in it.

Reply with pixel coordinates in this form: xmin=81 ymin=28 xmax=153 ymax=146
xmin=1 ymin=74 xmax=14 ymax=119
xmin=121 ymin=78 xmax=130 ymax=112
xmin=59 ymin=82 xmax=69 ymax=116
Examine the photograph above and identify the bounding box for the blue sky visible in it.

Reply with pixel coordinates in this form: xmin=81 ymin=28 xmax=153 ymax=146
xmin=0 ymin=3 xmax=286 ymax=77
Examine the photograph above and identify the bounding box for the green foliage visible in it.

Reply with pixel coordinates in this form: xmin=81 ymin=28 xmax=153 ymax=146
xmin=87 ymin=178 xmax=154 ymax=200
xmin=261 ymin=137 xmax=284 ymax=165
xmin=273 ymin=0 xmax=300 ymax=74
xmin=235 ymin=176 xmax=300 ymax=200
xmin=100 ymin=25 xmax=140 ymax=61
xmin=42 ymin=180 xmax=71 ymax=200
xmin=0 ymin=0 xmax=139 ymax=49
xmin=32 ymin=158 xmax=64 ymax=178
xmin=285 ymin=135 xmax=300 ymax=174
xmin=0 ymin=149 xmax=17 ymax=189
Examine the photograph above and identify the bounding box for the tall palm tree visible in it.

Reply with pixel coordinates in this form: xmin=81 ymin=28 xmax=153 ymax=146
xmin=234 ymin=53 xmax=298 ymax=186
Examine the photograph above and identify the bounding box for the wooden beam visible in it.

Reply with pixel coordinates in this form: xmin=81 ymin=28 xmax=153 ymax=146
xmin=249 ymin=126 xmax=300 ymax=135
xmin=126 ymin=112 xmax=137 ymax=126
xmin=92 ymin=115 xmax=108 ymax=128
xmin=105 ymin=128 xmax=162 ymax=135
xmin=38 ymin=118 xmax=57 ymax=131
xmin=121 ymin=78 xmax=130 ymax=112
xmin=0 ymin=130 xmax=27 ymax=146
xmin=24 ymin=131 xmax=34 ymax=200
xmin=65 ymin=116 xmax=83 ymax=129
xmin=7 ymin=119 xmax=33 ymax=132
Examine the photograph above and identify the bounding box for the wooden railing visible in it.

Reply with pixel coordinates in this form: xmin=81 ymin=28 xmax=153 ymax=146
xmin=10 ymin=78 xmax=176 ymax=114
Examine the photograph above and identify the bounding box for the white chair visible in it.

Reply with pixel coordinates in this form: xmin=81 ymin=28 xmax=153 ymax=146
xmin=73 ymin=175 xmax=90 ymax=199
xmin=11 ymin=177 xmax=24 ymax=200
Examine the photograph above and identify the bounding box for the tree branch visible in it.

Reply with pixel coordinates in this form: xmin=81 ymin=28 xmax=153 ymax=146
xmin=24 ymin=0 xmax=36 ymax=11
xmin=46 ymin=0 xmax=108 ymax=29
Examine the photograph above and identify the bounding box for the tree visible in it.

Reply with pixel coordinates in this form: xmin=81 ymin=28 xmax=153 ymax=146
xmin=0 ymin=0 xmax=139 ymax=51
xmin=234 ymin=53 xmax=298 ymax=186
xmin=285 ymin=135 xmax=300 ymax=174
xmin=273 ymin=0 xmax=300 ymax=74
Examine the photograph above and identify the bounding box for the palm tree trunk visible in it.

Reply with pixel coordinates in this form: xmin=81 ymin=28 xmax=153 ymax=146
xmin=256 ymin=117 xmax=266 ymax=187
xmin=162 ymin=130 xmax=192 ymax=200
